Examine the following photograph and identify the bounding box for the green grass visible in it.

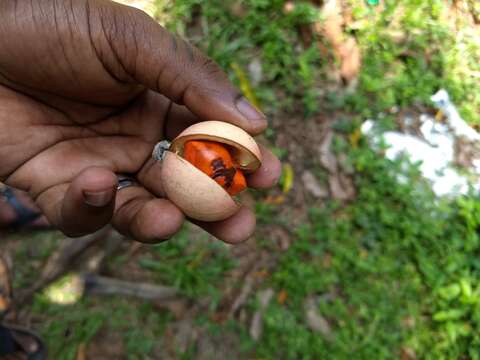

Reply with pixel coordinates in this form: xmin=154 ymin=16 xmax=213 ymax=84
xmin=135 ymin=226 xmax=234 ymax=305
xmin=31 ymin=295 xmax=172 ymax=360
xmin=160 ymin=0 xmax=480 ymax=125
xmin=159 ymin=0 xmax=480 ymax=358
xmin=25 ymin=226 xmax=233 ymax=359
xmin=256 ymin=140 xmax=480 ymax=359
xmin=161 ymin=0 xmax=324 ymax=116
xmin=344 ymin=0 xmax=480 ymax=126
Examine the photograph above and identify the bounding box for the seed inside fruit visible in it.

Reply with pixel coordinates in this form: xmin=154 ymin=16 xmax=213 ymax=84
xmin=183 ymin=140 xmax=247 ymax=196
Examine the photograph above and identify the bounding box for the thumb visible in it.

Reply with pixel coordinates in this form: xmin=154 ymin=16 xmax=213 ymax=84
xmin=93 ymin=3 xmax=267 ymax=134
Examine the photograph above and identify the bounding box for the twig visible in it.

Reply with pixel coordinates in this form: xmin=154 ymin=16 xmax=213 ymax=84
xmin=15 ymin=227 xmax=111 ymax=307
xmin=83 ymin=274 xmax=177 ymax=300
xmin=249 ymin=288 xmax=274 ymax=341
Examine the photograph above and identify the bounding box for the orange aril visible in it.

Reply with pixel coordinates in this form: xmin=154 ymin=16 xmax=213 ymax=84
xmin=183 ymin=140 xmax=247 ymax=196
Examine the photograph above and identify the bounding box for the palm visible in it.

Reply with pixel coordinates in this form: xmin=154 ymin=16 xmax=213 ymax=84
xmin=0 ymin=84 xmax=168 ymax=194
xmin=0 ymin=37 xmax=191 ymax=238
xmin=0 ymin=0 xmax=172 ymax=190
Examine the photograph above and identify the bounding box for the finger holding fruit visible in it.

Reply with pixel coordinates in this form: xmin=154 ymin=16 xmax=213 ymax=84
xmin=153 ymin=121 xmax=262 ymax=222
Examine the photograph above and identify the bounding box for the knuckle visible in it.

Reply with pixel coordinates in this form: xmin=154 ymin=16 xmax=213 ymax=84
xmin=197 ymin=56 xmax=224 ymax=78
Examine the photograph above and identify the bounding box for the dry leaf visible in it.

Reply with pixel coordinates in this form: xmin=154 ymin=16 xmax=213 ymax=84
xmin=282 ymin=163 xmax=295 ymax=194
xmin=76 ymin=343 xmax=87 ymax=360
xmin=304 ymin=297 xmax=333 ymax=340
xmin=349 ymin=127 xmax=362 ymax=148
xmin=318 ymin=131 xmax=338 ymax=173
xmin=253 ymin=269 xmax=269 ymax=279
xmin=302 ymin=171 xmax=329 ymax=199
xmin=277 ymin=290 xmax=288 ymax=305
xmin=231 ymin=62 xmax=261 ymax=110
xmin=250 ymin=288 xmax=274 ymax=340
xmin=322 ymin=253 xmax=333 ymax=268
xmin=401 ymin=346 xmax=417 ymax=360
xmin=264 ymin=195 xmax=286 ymax=205
xmin=329 ymin=173 xmax=356 ymax=201
xmin=401 ymin=316 xmax=416 ymax=329
xmin=339 ymin=38 xmax=361 ymax=84
xmin=317 ymin=0 xmax=362 ymax=84
xmin=248 ymin=58 xmax=263 ymax=86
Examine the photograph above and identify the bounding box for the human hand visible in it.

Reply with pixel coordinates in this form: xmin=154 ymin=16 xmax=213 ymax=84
xmin=0 ymin=0 xmax=281 ymax=243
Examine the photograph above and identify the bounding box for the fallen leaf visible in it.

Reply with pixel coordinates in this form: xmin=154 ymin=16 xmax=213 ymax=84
xmin=282 ymin=163 xmax=295 ymax=194
xmin=76 ymin=343 xmax=86 ymax=360
xmin=349 ymin=128 xmax=362 ymax=148
xmin=253 ymin=269 xmax=269 ymax=279
xmin=329 ymin=173 xmax=356 ymax=201
xmin=302 ymin=171 xmax=329 ymax=199
xmin=304 ymin=297 xmax=333 ymax=340
xmin=277 ymin=290 xmax=288 ymax=305
xmin=337 ymin=152 xmax=355 ymax=175
xmin=230 ymin=2 xmax=247 ymax=17
xmin=231 ymin=62 xmax=261 ymax=110
xmin=248 ymin=58 xmax=263 ymax=86
xmin=322 ymin=253 xmax=332 ymax=268
xmin=17 ymin=229 xmax=109 ymax=306
xmin=316 ymin=0 xmax=362 ymax=84
xmin=401 ymin=316 xmax=416 ymax=329
xmin=211 ymin=311 xmax=229 ymax=324
xmin=318 ymin=131 xmax=338 ymax=173
xmin=43 ymin=273 xmax=85 ymax=305
xmin=229 ymin=276 xmax=255 ymax=316
xmin=268 ymin=225 xmax=292 ymax=251
xmin=401 ymin=346 xmax=417 ymax=360
xmin=339 ymin=38 xmax=361 ymax=84
xmin=322 ymin=0 xmax=344 ymax=48
xmin=154 ymin=298 xmax=189 ymax=320
xmin=264 ymin=195 xmax=285 ymax=205
xmin=250 ymin=288 xmax=274 ymax=341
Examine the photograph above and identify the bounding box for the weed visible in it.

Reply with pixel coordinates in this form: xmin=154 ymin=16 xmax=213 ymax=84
xmin=138 ymin=225 xmax=234 ymax=306
xmin=257 ymin=137 xmax=480 ymax=359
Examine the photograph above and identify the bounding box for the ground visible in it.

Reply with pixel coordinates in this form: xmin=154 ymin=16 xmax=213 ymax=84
xmin=1 ymin=0 xmax=480 ymax=359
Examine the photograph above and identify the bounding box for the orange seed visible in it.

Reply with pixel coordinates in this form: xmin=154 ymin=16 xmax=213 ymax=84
xmin=183 ymin=140 xmax=247 ymax=196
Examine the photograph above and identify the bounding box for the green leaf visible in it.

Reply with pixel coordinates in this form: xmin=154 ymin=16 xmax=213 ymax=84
xmin=437 ymin=284 xmax=461 ymax=301
xmin=433 ymin=309 xmax=466 ymax=322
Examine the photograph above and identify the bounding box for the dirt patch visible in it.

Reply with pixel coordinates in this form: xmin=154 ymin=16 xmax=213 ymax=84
xmin=87 ymin=329 xmax=125 ymax=360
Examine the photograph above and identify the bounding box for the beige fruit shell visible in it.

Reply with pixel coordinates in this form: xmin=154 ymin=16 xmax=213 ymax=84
xmin=160 ymin=121 xmax=262 ymax=222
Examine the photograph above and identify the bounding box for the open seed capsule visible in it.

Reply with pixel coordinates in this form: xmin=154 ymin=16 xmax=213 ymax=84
xmin=153 ymin=121 xmax=262 ymax=222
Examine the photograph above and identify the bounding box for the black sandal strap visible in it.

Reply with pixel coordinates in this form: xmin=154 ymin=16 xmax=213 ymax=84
xmin=0 ymin=188 xmax=41 ymax=228
xmin=0 ymin=324 xmax=47 ymax=360
xmin=0 ymin=324 xmax=21 ymax=355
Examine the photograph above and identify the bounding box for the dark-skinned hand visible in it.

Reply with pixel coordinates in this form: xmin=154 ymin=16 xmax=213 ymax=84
xmin=0 ymin=0 xmax=281 ymax=244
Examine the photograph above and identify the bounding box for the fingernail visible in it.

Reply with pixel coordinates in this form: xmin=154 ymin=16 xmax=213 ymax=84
xmin=235 ymin=96 xmax=266 ymax=123
xmin=83 ymin=189 xmax=114 ymax=207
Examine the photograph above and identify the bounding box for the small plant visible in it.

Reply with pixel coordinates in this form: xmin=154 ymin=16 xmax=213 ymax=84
xmin=256 ymin=135 xmax=480 ymax=358
xmin=164 ymin=0 xmax=323 ymax=116
xmin=138 ymin=225 xmax=234 ymax=305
